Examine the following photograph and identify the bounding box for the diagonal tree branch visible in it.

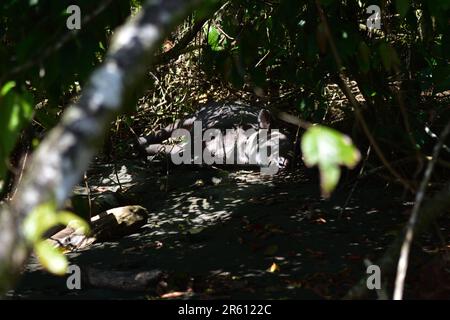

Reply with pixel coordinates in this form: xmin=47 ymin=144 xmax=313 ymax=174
xmin=0 ymin=0 xmax=204 ymax=295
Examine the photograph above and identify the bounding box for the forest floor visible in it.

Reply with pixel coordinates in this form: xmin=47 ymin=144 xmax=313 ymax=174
xmin=8 ymin=159 xmax=449 ymax=299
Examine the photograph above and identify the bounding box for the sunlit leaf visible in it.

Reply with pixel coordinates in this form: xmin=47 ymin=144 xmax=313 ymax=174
xmin=301 ymin=125 xmax=361 ymax=197
xmin=267 ymin=262 xmax=280 ymax=273
xmin=23 ymin=202 xmax=59 ymax=243
xmin=58 ymin=211 xmax=90 ymax=235
xmin=24 ymin=203 xmax=88 ymax=275
xmin=187 ymin=226 xmax=205 ymax=235
xmin=0 ymin=86 xmax=34 ymax=187
xmin=35 ymin=241 xmax=68 ymax=276
xmin=320 ymin=163 xmax=341 ymax=196
xmin=206 ymin=26 xmax=226 ymax=51
xmin=0 ymin=81 xmax=16 ymax=96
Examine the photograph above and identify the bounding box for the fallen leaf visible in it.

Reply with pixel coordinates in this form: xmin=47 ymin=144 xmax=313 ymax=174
xmin=267 ymin=262 xmax=280 ymax=273
xmin=314 ymin=218 xmax=327 ymax=224
xmin=161 ymin=291 xmax=191 ymax=299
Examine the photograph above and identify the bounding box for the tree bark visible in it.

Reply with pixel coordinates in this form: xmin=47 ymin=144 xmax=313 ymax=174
xmin=0 ymin=0 xmax=203 ymax=295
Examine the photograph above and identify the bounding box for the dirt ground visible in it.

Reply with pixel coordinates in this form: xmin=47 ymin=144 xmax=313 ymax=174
xmin=8 ymin=160 xmax=448 ymax=299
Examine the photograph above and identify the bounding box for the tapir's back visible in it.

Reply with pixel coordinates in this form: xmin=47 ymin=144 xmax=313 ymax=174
xmin=191 ymin=101 xmax=263 ymax=131
xmin=138 ymin=101 xmax=294 ymax=173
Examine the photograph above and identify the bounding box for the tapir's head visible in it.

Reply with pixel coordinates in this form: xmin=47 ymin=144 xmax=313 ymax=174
xmin=253 ymin=109 xmax=295 ymax=174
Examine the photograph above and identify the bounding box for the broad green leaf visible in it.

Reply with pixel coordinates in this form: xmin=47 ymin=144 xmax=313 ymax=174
xmin=35 ymin=241 xmax=68 ymax=276
xmin=24 ymin=202 xmax=88 ymax=275
xmin=0 ymin=81 xmax=16 ymax=96
xmin=23 ymin=202 xmax=60 ymax=243
xmin=0 ymin=86 xmax=34 ymax=188
xmin=24 ymin=203 xmax=90 ymax=243
xmin=320 ymin=163 xmax=341 ymax=196
xmin=206 ymin=26 xmax=225 ymax=51
xmin=58 ymin=211 xmax=90 ymax=234
xmin=301 ymin=125 xmax=361 ymax=197
xmin=8 ymin=93 xmax=33 ymax=131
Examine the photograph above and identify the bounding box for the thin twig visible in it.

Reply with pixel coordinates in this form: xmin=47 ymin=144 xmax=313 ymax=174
xmin=83 ymin=172 xmax=92 ymax=220
xmin=393 ymin=120 xmax=450 ymax=300
xmin=255 ymin=50 xmax=270 ymax=68
xmin=339 ymin=146 xmax=371 ymax=219
xmin=9 ymin=151 xmax=29 ymax=201
xmin=344 ymin=182 xmax=450 ymax=300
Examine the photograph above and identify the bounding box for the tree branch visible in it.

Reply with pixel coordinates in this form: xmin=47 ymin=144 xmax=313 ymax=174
xmin=344 ymin=180 xmax=450 ymax=299
xmin=393 ymin=120 xmax=450 ymax=300
xmin=0 ymin=0 xmax=202 ymax=295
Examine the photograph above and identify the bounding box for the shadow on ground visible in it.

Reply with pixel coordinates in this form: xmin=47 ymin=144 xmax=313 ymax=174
xmin=10 ymin=160 xmax=432 ymax=299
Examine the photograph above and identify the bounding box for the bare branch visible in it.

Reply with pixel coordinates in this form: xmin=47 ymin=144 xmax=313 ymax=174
xmin=393 ymin=120 xmax=450 ymax=300
xmin=344 ymin=180 xmax=450 ymax=300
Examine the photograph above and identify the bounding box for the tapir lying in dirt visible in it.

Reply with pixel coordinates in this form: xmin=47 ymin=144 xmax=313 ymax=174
xmin=138 ymin=101 xmax=297 ymax=174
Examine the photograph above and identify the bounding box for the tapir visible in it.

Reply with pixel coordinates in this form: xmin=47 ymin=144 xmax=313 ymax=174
xmin=138 ymin=101 xmax=296 ymax=174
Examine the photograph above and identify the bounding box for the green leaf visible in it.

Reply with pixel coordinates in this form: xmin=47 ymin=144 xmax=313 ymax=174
xmin=396 ymin=0 xmax=410 ymax=17
xmin=301 ymin=125 xmax=361 ymax=197
xmin=23 ymin=202 xmax=60 ymax=243
xmin=35 ymin=241 xmax=68 ymax=276
xmin=206 ymin=26 xmax=225 ymax=51
xmin=0 ymin=87 xmax=34 ymax=188
xmin=24 ymin=202 xmax=88 ymax=275
xmin=320 ymin=163 xmax=341 ymax=196
xmin=24 ymin=203 xmax=90 ymax=243
xmin=58 ymin=211 xmax=90 ymax=234
xmin=0 ymin=81 xmax=16 ymax=96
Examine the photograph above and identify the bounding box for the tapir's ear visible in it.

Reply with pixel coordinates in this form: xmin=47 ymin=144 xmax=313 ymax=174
xmin=258 ymin=109 xmax=271 ymax=129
